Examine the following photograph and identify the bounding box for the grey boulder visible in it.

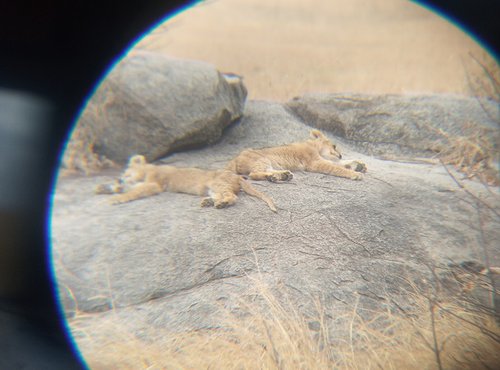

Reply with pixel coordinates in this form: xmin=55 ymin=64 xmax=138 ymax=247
xmin=75 ymin=51 xmax=247 ymax=164
xmin=286 ymin=93 xmax=499 ymax=158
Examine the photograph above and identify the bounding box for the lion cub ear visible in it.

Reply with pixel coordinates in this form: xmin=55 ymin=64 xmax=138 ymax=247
xmin=129 ymin=155 xmax=147 ymax=166
xmin=310 ymin=129 xmax=326 ymax=140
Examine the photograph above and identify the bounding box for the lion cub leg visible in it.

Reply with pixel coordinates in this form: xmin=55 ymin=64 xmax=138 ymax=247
xmin=201 ymin=191 xmax=237 ymax=209
xmin=306 ymin=159 xmax=363 ymax=180
xmin=246 ymin=162 xmax=293 ymax=182
xmin=206 ymin=177 xmax=239 ymax=209
xmin=249 ymin=170 xmax=294 ymax=183
xmin=95 ymin=180 xmax=124 ymax=195
xmin=110 ymin=182 xmax=162 ymax=204
xmin=212 ymin=191 xmax=238 ymax=209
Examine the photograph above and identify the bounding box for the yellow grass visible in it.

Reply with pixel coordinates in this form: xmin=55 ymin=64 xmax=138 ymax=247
xmin=68 ymin=277 xmax=500 ymax=370
xmin=438 ymin=128 xmax=500 ymax=186
xmin=61 ymin=101 xmax=117 ymax=175
xmin=134 ymin=0 xmax=498 ymax=102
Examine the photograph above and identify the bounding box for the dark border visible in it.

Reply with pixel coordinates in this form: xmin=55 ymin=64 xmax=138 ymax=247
xmin=0 ymin=1 xmax=497 ymax=368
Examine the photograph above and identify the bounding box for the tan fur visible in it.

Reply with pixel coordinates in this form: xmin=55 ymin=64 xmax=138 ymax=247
xmin=95 ymin=155 xmax=277 ymax=212
xmin=226 ymin=129 xmax=366 ymax=182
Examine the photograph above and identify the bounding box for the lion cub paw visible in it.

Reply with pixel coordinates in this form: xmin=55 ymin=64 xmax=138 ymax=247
xmin=200 ymin=197 xmax=214 ymax=207
xmin=95 ymin=183 xmax=115 ymax=194
xmin=215 ymin=201 xmax=230 ymax=209
xmin=109 ymin=195 xmax=127 ymax=205
xmin=95 ymin=181 xmax=124 ymax=195
xmin=214 ymin=194 xmax=237 ymax=209
xmin=351 ymin=172 xmax=363 ymax=181
xmin=267 ymin=170 xmax=294 ymax=183
xmin=344 ymin=161 xmax=367 ymax=173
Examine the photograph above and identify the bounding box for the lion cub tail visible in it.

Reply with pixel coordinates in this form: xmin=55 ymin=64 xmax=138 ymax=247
xmin=239 ymin=178 xmax=277 ymax=213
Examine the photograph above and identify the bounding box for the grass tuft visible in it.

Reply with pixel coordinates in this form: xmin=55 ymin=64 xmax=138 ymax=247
xmin=435 ymin=123 xmax=499 ymax=186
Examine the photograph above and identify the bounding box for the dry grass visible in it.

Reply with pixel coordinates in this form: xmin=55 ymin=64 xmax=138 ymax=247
xmin=430 ymin=53 xmax=500 ymax=186
xmin=433 ymin=124 xmax=499 ymax=186
xmin=68 ymin=276 xmax=500 ymax=370
xmin=61 ymin=104 xmax=116 ymax=175
xmin=135 ymin=0 xmax=498 ymax=101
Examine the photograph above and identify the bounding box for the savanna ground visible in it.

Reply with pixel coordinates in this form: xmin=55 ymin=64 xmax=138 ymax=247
xmin=65 ymin=0 xmax=500 ymax=368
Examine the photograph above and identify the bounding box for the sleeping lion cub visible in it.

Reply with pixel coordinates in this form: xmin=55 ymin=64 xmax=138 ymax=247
xmin=95 ymin=155 xmax=277 ymax=212
xmin=226 ymin=129 xmax=366 ymax=182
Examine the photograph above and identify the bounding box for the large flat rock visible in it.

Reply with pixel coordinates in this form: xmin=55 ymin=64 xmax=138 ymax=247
xmin=51 ymin=99 xmax=499 ymax=338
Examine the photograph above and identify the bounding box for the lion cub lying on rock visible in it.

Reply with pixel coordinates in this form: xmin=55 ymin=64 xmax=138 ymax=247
xmin=226 ymin=129 xmax=366 ymax=182
xmin=95 ymin=155 xmax=276 ymax=212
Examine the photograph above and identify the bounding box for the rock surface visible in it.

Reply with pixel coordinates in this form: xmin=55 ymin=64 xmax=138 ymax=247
xmin=51 ymin=97 xmax=499 ymax=340
xmin=286 ymin=93 xmax=499 ymax=158
xmin=73 ymin=51 xmax=247 ymax=164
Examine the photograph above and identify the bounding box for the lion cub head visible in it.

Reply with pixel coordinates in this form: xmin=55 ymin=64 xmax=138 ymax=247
xmin=310 ymin=129 xmax=342 ymax=160
xmin=119 ymin=154 xmax=149 ymax=187
xmin=95 ymin=155 xmax=148 ymax=195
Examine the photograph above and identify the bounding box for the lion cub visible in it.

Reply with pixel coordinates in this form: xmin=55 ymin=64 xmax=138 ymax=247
xmin=95 ymin=155 xmax=277 ymax=212
xmin=226 ymin=129 xmax=366 ymax=182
